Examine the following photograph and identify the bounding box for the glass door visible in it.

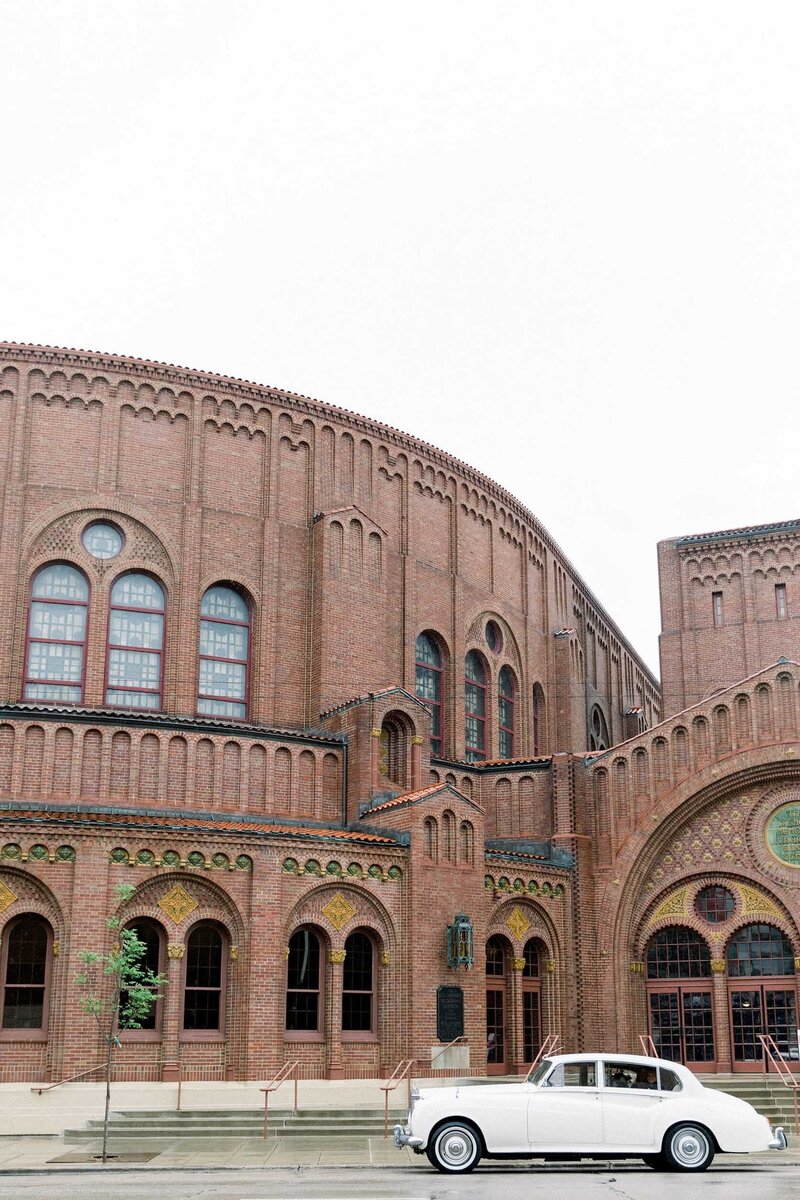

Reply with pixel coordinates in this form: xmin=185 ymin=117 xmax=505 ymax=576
xmin=648 ymin=987 xmax=715 ymax=1068
xmin=729 ymin=984 xmax=798 ymax=1072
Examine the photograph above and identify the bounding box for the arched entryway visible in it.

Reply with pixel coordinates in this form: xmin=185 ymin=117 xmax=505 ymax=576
xmin=727 ymin=924 xmax=798 ymax=1073
xmin=646 ymin=926 xmax=715 ymax=1068
xmin=486 ymin=935 xmax=511 ymax=1075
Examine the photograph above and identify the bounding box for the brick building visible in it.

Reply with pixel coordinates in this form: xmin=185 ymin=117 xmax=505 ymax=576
xmin=0 ymin=343 xmax=797 ymax=1083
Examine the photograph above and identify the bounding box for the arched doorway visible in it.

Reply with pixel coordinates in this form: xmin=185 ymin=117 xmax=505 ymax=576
xmin=726 ymin=924 xmax=798 ymax=1073
xmin=646 ymin=926 xmax=715 ymax=1068
xmin=521 ymin=937 xmax=543 ymax=1064
xmin=486 ymin=935 xmax=510 ymax=1075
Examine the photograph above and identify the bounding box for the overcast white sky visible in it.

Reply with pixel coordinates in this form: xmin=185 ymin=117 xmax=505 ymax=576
xmin=3 ymin=2 xmax=800 ymax=676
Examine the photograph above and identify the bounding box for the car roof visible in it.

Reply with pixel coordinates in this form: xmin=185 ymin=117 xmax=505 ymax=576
xmin=546 ymin=1052 xmax=692 ymax=1074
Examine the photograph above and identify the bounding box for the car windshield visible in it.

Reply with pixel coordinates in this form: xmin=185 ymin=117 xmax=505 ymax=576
xmin=528 ymin=1059 xmax=553 ymax=1085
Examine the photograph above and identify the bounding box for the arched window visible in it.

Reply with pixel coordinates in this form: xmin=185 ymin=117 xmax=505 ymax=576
xmin=588 ymin=704 xmax=610 ymax=752
xmin=24 ymin=564 xmax=89 ymax=703
xmin=106 ymin=573 xmax=165 ymax=710
xmin=498 ymin=666 xmax=515 ymax=758
xmin=1 ymin=915 xmax=52 ymax=1035
xmin=459 ymin=820 xmax=474 ymax=865
xmin=464 ymin=651 xmax=487 ymax=761
xmin=198 ymin=585 xmax=250 ymax=719
xmin=522 ymin=937 xmax=542 ymax=1064
xmin=532 ymin=684 xmax=545 ymax=756
xmin=286 ymin=927 xmax=322 ymax=1036
xmin=182 ymin=923 xmax=225 ymax=1034
xmin=727 ymin=925 xmax=795 ymax=977
xmin=415 ymin=633 xmax=444 ymax=756
xmin=121 ymin=919 xmax=165 ymax=1035
xmin=646 ymin=927 xmax=711 ymax=979
xmin=342 ymin=930 xmax=375 ymax=1037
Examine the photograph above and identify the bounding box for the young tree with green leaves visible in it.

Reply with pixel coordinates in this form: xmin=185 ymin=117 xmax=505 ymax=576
xmin=75 ymin=882 xmax=167 ymax=1163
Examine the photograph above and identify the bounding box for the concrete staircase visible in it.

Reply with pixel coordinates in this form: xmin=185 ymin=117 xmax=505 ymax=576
xmin=697 ymin=1074 xmax=798 ymax=1130
xmin=63 ymin=1107 xmax=403 ymax=1143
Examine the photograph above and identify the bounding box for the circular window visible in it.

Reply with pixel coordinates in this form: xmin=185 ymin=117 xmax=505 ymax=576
xmin=82 ymin=521 xmax=124 ymax=560
xmin=485 ymin=620 xmax=502 ymax=653
xmin=695 ymin=885 xmax=735 ymax=924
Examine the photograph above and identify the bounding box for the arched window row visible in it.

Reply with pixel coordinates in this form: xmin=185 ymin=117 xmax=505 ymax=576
xmin=285 ymin=926 xmax=379 ymax=1040
xmin=646 ymin=923 xmax=797 ymax=980
xmin=24 ymin=566 xmax=252 ymax=720
xmin=415 ymin=631 xmax=541 ymax=761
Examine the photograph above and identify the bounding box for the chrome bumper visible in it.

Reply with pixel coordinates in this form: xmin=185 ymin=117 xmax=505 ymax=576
xmin=393 ymin=1123 xmax=423 ymax=1149
xmin=769 ymin=1126 xmax=787 ymax=1150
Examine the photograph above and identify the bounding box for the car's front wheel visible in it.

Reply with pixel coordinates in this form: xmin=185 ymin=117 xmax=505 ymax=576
xmin=662 ymin=1123 xmax=715 ymax=1171
xmin=426 ymin=1121 xmax=482 ymax=1173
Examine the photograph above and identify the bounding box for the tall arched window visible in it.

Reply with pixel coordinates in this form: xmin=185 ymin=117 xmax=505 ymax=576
xmin=24 ymin=564 xmax=89 ymax=703
xmin=121 ymin=919 xmax=165 ymax=1035
xmin=182 ymin=923 xmax=225 ymax=1034
xmin=423 ymin=816 xmax=439 ymax=861
xmin=286 ymin=927 xmax=322 ymax=1037
xmin=464 ymin=651 xmax=487 ymax=761
xmin=106 ymin=573 xmax=165 ymax=710
xmin=342 ymin=930 xmax=375 ymax=1037
xmin=1 ymin=915 xmax=52 ymax=1035
xmin=415 ymin=633 xmax=444 ymax=756
xmin=646 ymin=927 xmax=711 ymax=978
xmin=198 ymin=585 xmax=250 ymax=719
xmin=498 ymin=666 xmax=515 ymax=758
xmin=442 ymin=810 xmax=456 ymax=862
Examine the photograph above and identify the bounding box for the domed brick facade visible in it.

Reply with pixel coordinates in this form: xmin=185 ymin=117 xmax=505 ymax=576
xmin=0 ymin=343 xmax=797 ymax=1082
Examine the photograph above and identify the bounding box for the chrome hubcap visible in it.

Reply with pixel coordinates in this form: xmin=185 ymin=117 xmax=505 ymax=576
xmin=673 ymin=1129 xmax=708 ymax=1166
xmin=440 ymin=1130 xmax=474 ymax=1166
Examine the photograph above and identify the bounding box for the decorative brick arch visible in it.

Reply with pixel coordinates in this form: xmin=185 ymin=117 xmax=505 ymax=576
xmin=284 ymin=882 xmax=397 ymax=956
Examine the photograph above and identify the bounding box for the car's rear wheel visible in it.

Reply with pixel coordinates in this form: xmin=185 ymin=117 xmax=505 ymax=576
xmin=426 ymin=1121 xmax=482 ymax=1173
xmin=662 ymin=1123 xmax=715 ymax=1172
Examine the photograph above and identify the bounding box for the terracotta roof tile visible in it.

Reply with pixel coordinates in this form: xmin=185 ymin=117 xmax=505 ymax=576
xmin=0 ymin=806 xmax=399 ymax=845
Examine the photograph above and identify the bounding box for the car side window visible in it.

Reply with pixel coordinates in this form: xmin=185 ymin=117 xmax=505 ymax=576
xmin=659 ymin=1068 xmax=682 ymax=1092
xmin=546 ymin=1062 xmax=596 ymax=1087
xmin=604 ymin=1062 xmax=660 ymax=1090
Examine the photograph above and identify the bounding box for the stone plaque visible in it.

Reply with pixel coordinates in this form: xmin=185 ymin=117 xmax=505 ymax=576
xmin=436 ymin=985 xmax=464 ymax=1043
xmin=767 ymin=803 xmax=800 ymax=867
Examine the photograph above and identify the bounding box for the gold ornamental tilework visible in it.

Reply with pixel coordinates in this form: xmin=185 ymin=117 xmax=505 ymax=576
xmin=322 ymin=892 xmax=356 ymax=931
xmin=158 ymin=884 xmax=198 ymax=925
xmin=0 ymin=880 xmax=17 ymax=914
xmin=329 ymin=949 xmax=347 ymax=964
xmin=738 ymin=884 xmax=781 ymax=917
xmin=167 ymin=944 xmax=185 ymax=959
xmin=512 ymin=957 xmax=526 ymax=971
xmin=710 ymin=959 xmax=726 ymax=973
xmin=648 ymin=886 xmax=689 ymax=925
xmin=506 ymin=906 xmax=531 ymax=939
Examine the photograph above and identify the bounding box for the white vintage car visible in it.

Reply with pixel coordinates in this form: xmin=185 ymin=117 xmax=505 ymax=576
xmin=394 ymin=1052 xmax=787 ymax=1173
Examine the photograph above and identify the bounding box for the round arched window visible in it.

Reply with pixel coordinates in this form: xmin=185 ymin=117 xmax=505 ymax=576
xmin=82 ymin=521 xmax=124 ymax=560
xmin=485 ymin=621 xmax=502 ymax=654
xmin=695 ymin=886 xmax=735 ymax=924
xmin=646 ymin=926 xmax=711 ymax=979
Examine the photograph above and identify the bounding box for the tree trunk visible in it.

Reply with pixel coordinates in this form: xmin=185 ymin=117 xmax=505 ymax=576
xmin=101 ymin=1030 xmax=114 ymax=1163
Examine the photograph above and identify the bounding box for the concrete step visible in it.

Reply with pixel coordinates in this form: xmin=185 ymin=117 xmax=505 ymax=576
xmin=63 ymin=1107 xmax=401 ymax=1143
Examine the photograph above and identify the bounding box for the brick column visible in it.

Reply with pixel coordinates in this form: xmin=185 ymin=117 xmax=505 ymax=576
xmin=327 ymin=948 xmax=346 ymax=1078
xmin=411 ymin=735 xmax=424 ymax=790
xmin=710 ymin=959 xmax=731 ymax=1071
xmin=162 ymin=942 xmax=185 ymax=1079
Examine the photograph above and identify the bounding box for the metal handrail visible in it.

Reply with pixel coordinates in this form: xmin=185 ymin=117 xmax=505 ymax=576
xmin=758 ymin=1034 xmax=799 ymax=1134
xmin=380 ymin=1059 xmax=415 ymax=1138
xmin=31 ymin=1058 xmax=183 ymax=1109
xmin=639 ymin=1034 xmax=657 ymax=1058
xmin=260 ymin=1060 xmax=300 ymax=1139
xmin=523 ymin=1033 xmax=561 ymax=1082
xmin=430 ymin=1034 xmax=467 ymax=1065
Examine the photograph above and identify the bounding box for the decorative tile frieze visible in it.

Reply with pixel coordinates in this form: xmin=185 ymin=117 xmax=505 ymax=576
xmin=506 ymin=906 xmax=531 ymax=939
xmin=158 ymin=884 xmax=198 ymax=925
xmin=322 ymin=892 xmax=356 ymax=931
xmin=0 ymin=880 xmax=17 ymax=914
